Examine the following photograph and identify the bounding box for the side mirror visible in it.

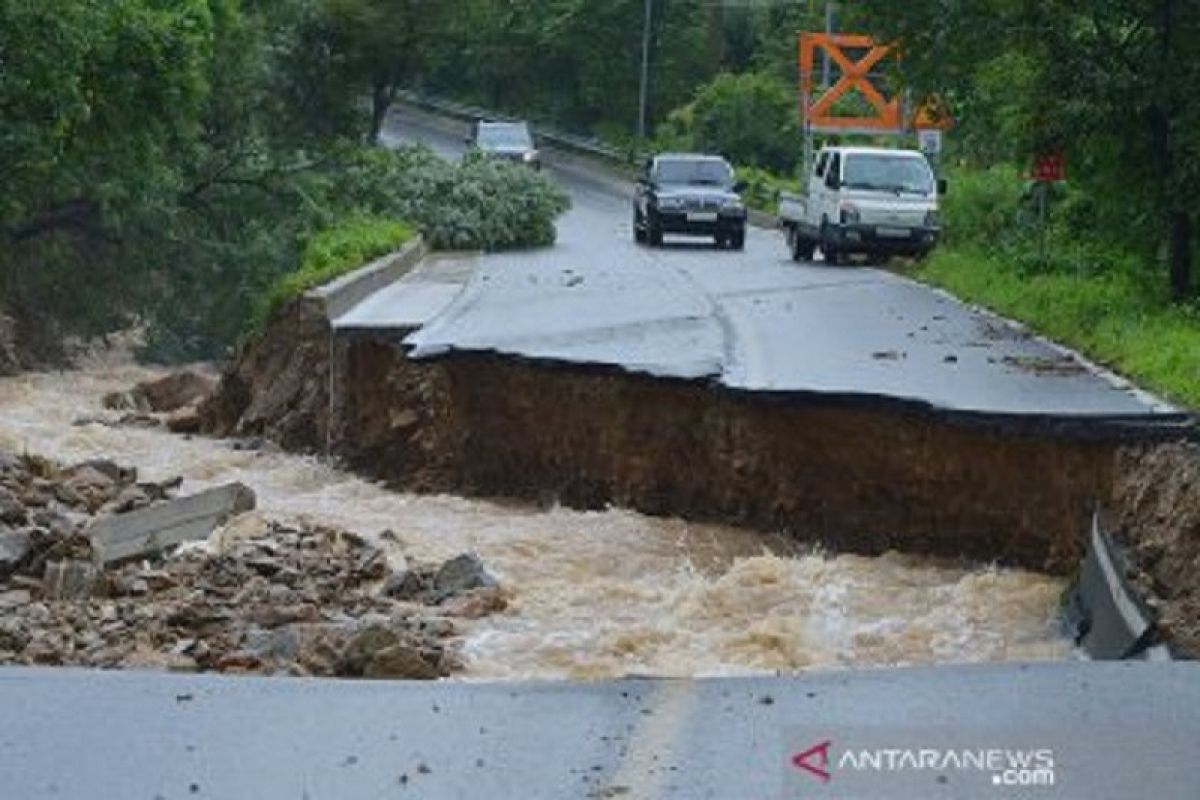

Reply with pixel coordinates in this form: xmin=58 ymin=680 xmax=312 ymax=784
xmin=937 ymin=178 xmax=948 ymax=196
xmin=733 ymin=180 xmax=748 ymax=194
xmin=826 ymin=173 xmax=841 ymax=191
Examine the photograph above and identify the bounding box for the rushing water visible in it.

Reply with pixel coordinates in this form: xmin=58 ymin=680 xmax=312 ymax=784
xmin=0 ymin=357 xmax=1071 ymax=679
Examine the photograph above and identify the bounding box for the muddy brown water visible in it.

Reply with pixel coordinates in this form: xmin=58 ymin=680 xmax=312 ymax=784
xmin=0 ymin=359 xmax=1071 ymax=679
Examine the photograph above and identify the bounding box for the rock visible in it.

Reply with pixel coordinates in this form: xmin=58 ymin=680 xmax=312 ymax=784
xmin=42 ymin=560 xmax=99 ymax=600
xmin=135 ymin=371 xmax=215 ymax=413
xmin=338 ymin=625 xmax=399 ymax=676
xmin=216 ymin=651 xmax=264 ymax=673
xmin=102 ymin=391 xmax=144 ymax=412
xmin=104 ymin=485 xmax=152 ymax=514
xmin=0 ymin=589 xmax=31 ymax=609
xmin=67 ymin=459 xmax=135 ymax=484
xmin=118 ymin=413 xmax=161 ymax=428
xmin=0 ymin=451 xmax=20 ymax=473
xmin=379 ymin=569 xmax=427 ymax=601
xmin=208 ymin=511 xmax=271 ymax=555
xmin=166 ymin=407 xmax=203 ymax=434
xmin=439 ymin=586 xmax=508 ymax=619
xmin=0 ymin=530 xmax=32 ymax=576
xmin=432 ymin=553 xmax=496 ymax=601
xmin=363 ymin=644 xmax=439 ymax=680
xmin=0 ymin=487 xmax=25 ymax=525
xmin=339 ymin=625 xmax=438 ymax=680
xmin=30 ymin=509 xmax=76 ymax=539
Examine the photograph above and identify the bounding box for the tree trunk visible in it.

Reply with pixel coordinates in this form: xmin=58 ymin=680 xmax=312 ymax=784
xmin=369 ymin=80 xmax=391 ymax=144
xmin=1169 ymin=210 xmax=1193 ymax=299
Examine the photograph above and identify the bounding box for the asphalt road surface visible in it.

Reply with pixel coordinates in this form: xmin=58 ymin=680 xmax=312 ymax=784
xmin=3 ymin=663 xmax=1198 ymax=799
xmin=346 ymin=107 xmax=1182 ymax=421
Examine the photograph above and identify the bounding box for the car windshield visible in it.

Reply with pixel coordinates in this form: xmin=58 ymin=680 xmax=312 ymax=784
xmin=655 ymin=159 xmax=733 ymax=186
xmin=843 ymin=154 xmax=934 ymax=195
xmin=477 ymin=124 xmax=533 ymax=149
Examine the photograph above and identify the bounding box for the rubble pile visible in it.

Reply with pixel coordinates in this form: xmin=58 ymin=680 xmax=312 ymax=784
xmin=0 ymin=450 xmax=505 ymax=679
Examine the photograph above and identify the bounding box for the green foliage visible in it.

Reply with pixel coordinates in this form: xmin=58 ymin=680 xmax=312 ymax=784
xmin=735 ymin=166 xmax=799 ymax=214
xmin=920 ymin=248 xmax=1200 ymax=407
xmin=256 ymin=216 xmax=414 ymax=327
xmin=684 ymin=72 xmax=800 ymax=174
xmin=847 ymin=0 xmax=1200 ymax=298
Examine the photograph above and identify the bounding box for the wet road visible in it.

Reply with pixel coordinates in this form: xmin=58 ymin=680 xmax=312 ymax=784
xmin=5 ymin=663 xmax=1199 ymax=799
xmin=350 ymin=107 xmax=1180 ymax=420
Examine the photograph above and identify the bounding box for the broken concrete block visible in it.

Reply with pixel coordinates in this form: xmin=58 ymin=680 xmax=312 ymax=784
xmin=87 ymin=483 xmax=256 ymax=566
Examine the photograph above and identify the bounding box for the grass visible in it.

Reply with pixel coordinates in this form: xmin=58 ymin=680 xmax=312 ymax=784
xmin=255 ymin=215 xmax=414 ymax=328
xmin=917 ymin=246 xmax=1200 ymax=408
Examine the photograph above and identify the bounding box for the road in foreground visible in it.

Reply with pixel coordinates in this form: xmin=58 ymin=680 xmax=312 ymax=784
xmin=344 ymin=107 xmax=1182 ymax=422
xmin=3 ymin=663 xmax=1197 ymax=799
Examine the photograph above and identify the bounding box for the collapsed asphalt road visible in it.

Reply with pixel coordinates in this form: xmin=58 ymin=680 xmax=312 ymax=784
xmin=349 ymin=106 xmax=1180 ymax=422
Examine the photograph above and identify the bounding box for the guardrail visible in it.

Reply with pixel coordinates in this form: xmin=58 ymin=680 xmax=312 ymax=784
xmin=395 ymin=90 xmax=642 ymax=169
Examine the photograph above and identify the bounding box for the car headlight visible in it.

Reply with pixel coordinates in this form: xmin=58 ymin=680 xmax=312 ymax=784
xmin=924 ymin=210 xmax=940 ymax=228
xmin=721 ymin=197 xmax=744 ymax=211
xmin=658 ymin=197 xmax=684 ymax=210
xmin=839 ymin=203 xmax=861 ymax=224
xmin=523 ymin=150 xmax=539 ymax=162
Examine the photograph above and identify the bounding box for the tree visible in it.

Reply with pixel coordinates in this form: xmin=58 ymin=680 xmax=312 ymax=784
xmin=688 ymin=71 xmax=801 ymax=173
xmin=847 ymin=0 xmax=1200 ymax=298
xmin=316 ymin=0 xmax=451 ymax=142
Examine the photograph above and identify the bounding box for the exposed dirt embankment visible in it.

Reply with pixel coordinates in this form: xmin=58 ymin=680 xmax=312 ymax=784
xmin=337 ymin=342 xmax=1125 ymax=574
xmin=1111 ymin=443 xmax=1200 ymax=656
xmin=204 ymin=320 xmax=1154 ymax=574
xmin=199 ymin=299 xmax=332 ymax=451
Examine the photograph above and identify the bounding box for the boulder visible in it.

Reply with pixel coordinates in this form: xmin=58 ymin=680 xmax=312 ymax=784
xmin=134 ymin=371 xmax=215 ymax=413
xmin=0 ymin=487 xmax=25 ymax=525
xmin=432 ymin=553 xmax=496 ymax=601
xmin=339 ymin=625 xmax=439 ymax=680
xmin=379 ymin=569 xmax=427 ymax=600
xmin=363 ymin=644 xmax=439 ymax=680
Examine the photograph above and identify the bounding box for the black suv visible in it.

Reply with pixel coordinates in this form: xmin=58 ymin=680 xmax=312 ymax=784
xmin=633 ymin=154 xmax=747 ymax=250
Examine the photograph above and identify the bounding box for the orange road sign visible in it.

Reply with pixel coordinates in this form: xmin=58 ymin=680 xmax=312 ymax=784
xmin=800 ymin=33 xmax=902 ymax=133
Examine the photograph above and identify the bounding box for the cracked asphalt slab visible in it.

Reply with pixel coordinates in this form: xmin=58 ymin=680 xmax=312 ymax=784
xmin=3 ymin=663 xmax=1198 ymax=799
xmin=343 ymin=107 xmax=1184 ymax=422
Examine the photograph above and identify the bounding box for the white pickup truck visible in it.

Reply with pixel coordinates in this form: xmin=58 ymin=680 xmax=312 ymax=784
xmin=779 ymin=145 xmax=944 ymax=264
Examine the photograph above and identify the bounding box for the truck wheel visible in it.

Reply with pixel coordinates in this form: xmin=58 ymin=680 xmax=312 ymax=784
xmin=820 ymin=222 xmax=843 ymax=266
xmin=633 ymin=210 xmax=646 ymax=244
xmin=791 ymin=232 xmax=815 ymax=262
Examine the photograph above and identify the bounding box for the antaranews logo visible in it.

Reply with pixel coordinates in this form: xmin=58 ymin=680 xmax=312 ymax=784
xmin=789 ymin=739 xmax=1056 ymax=790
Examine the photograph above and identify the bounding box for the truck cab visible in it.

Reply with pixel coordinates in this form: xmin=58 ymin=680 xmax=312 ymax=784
xmin=779 ymin=146 xmax=943 ymax=264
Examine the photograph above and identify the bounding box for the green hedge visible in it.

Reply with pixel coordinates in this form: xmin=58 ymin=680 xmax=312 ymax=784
xmin=255 ymin=215 xmax=414 ymax=327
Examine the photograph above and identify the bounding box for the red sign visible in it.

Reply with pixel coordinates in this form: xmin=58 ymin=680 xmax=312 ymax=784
xmin=1032 ymin=153 xmax=1066 ymax=182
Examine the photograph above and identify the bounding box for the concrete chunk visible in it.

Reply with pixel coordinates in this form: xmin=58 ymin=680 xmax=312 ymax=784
xmin=87 ymin=483 xmax=256 ymax=566
xmin=1071 ymin=513 xmax=1156 ymax=659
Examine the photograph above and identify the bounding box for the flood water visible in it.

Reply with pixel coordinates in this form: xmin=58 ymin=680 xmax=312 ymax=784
xmin=0 ymin=358 xmax=1071 ymax=679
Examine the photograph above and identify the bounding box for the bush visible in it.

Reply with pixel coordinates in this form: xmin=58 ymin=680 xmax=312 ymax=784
xmin=335 ymin=146 xmax=571 ymax=251
xmin=735 ymin=165 xmax=800 ymax=213
xmin=682 ymin=71 xmax=801 ymax=174
xmin=255 ymin=215 xmax=414 ymax=327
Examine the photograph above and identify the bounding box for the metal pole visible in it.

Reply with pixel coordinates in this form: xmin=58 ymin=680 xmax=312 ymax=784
xmin=638 ymin=0 xmax=653 ymax=140
xmin=821 ymin=0 xmax=834 ymax=89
